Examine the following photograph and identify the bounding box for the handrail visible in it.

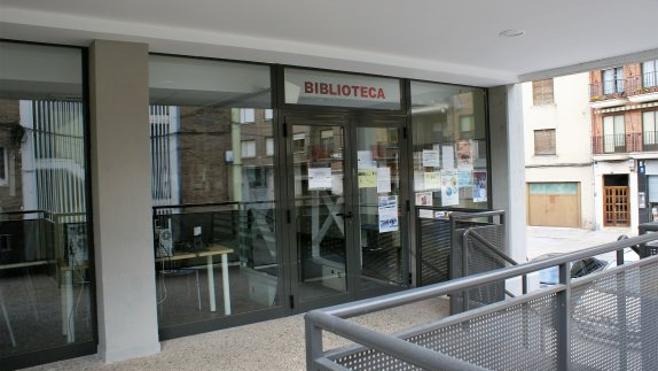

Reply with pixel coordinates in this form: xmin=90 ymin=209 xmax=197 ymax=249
xmin=153 ymin=200 xmax=274 ymax=210
xmin=323 ymin=232 xmax=655 ymax=318
xmin=306 ymin=311 xmax=487 ymax=371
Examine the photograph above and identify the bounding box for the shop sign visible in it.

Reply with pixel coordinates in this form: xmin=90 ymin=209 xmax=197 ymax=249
xmin=284 ymin=68 xmax=401 ymax=109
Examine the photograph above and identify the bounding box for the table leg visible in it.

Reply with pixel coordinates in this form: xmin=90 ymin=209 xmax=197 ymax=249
xmin=63 ymin=269 xmax=75 ymax=343
xmin=0 ymin=289 xmax=16 ymax=347
xmin=207 ymin=256 xmax=216 ymax=312
xmin=221 ymin=253 xmax=231 ymax=315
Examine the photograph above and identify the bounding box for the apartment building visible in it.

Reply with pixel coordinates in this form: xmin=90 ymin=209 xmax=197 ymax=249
xmin=523 ymin=73 xmax=594 ymax=228
xmin=590 ymin=59 xmax=658 ymax=230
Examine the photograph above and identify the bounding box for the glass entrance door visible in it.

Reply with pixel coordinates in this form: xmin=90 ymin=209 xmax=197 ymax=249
xmin=288 ymin=114 xmax=353 ymax=309
xmin=285 ymin=112 xmax=408 ymax=311
xmin=354 ymin=126 xmax=406 ymax=295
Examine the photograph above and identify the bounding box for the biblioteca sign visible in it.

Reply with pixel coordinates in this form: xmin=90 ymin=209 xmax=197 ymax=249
xmin=284 ymin=68 xmax=401 ymax=109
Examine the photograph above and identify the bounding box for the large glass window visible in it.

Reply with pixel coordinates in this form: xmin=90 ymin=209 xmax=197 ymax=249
xmin=603 ymin=115 xmax=625 ymax=153
xmin=643 ymin=111 xmax=658 ymax=147
xmin=410 ymin=81 xmax=488 ymax=209
xmin=148 ymin=55 xmax=277 ymax=331
xmin=0 ymin=42 xmax=93 ymax=362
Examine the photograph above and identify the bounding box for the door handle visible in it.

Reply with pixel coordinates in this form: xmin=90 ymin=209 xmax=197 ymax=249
xmin=335 ymin=211 xmax=353 ymax=219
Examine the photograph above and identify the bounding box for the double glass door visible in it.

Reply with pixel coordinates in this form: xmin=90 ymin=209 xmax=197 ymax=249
xmin=285 ymin=111 xmax=408 ymax=311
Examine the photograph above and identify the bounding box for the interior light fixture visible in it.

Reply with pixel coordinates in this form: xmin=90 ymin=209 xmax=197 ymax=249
xmin=499 ymin=29 xmax=525 ymax=38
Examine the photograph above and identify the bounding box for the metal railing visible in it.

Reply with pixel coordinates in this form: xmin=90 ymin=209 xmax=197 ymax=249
xmin=590 ymin=79 xmax=626 ymax=101
xmin=592 ymin=133 xmax=643 ymax=154
xmin=305 ymin=233 xmax=658 ymax=370
xmin=627 ymin=71 xmax=658 ymax=96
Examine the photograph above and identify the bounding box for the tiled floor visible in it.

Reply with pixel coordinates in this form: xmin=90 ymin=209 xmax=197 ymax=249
xmin=23 ymin=297 xmax=450 ymax=371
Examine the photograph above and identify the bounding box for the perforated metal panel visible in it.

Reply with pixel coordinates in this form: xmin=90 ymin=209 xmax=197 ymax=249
xmin=417 ymin=218 xmax=451 ymax=286
xmin=570 ymin=259 xmax=658 ymax=371
xmin=333 ymin=293 xmax=559 ymax=371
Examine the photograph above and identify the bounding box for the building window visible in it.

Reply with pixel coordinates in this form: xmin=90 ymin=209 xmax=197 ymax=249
xmin=532 ymin=79 xmax=554 ymax=105
xmin=239 ymin=108 xmax=255 ymax=124
xmin=241 ymin=140 xmax=256 ymax=158
xmin=603 ymin=115 xmax=625 ymax=153
xmin=293 ymin=133 xmax=306 ymax=153
xmin=643 ymin=111 xmax=658 ymax=146
xmin=266 ymin=137 xmax=274 ymax=156
xmin=643 ymin=60 xmax=658 ymax=88
xmin=602 ymin=67 xmax=624 ymax=95
xmin=534 ymin=129 xmax=556 ymax=155
xmin=264 ymin=109 xmax=274 ymax=121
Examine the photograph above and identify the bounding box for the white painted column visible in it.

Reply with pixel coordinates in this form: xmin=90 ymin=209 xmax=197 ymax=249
xmin=89 ymin=40 xmax=160 ymax=363
xmin=489 ymin=84 xmax=528 ymax=272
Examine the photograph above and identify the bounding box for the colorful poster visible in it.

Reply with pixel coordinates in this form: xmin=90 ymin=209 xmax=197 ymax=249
xmin=308 ymin=167 xmax=332 ymax=190
xmin=442 ymin=145 xmax=455 ymax=170
xmin=457 ymin=140 xmax=473 ymax=170
xmin=415 ymin=191 xmax=433 ymax=206
xmin=441 ymin=170 xmax=459 ymax=206
xmin=358 ymin=169 xmax=377 ymax=188
xmin=422 ymin=149 xmax=440 ymax=168
xmin=473 ymin=171 xmax=488 ymax=203
xmin=376 ymin=167 xmax=392 ymax=193
xmin=378 ymin=195 xmax=399 ymax=233
xmin=457 ymin=170 xmax=473 ymax=188
xmin=424 ymin=171 xmax=441 ymax=190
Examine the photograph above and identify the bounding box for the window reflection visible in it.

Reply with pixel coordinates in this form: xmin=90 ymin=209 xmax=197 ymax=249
xmin=148 ymin=55 xmax=277 ymax=329
xmin=410 ymin=82 xmax=488 ymax=208
xmin=0 ymin=42 xmax=93 ymax=359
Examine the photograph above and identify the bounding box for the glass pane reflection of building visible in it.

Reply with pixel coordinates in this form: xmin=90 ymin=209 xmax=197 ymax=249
xmin=293 ymin=125 xmax=348 ymax=302
xmin=0 ymin=42 xmax=94 ymax=360
xmin=410 ymin=81 xmax=489 ymax=209
xmin=148 ymin=55 xmax=279 ymax=329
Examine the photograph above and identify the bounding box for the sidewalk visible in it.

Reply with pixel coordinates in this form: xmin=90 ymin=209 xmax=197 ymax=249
xmin=526 ymin=226 xmax=634 ymax=260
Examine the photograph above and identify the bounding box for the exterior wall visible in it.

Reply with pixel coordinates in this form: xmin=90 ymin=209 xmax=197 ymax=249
xmin=522 ymin=72 xmax=594 ymax=228
xmin=591 ymin=61 xmax=658 ymax=230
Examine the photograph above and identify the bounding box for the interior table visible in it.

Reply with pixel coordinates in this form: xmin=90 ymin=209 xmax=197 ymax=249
xmin=155 ymin=245 xmax=234 ymax=315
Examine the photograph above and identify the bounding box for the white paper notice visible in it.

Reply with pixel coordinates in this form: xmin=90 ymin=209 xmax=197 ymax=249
xmin=331 ymin=174 xmax=343 ymax=195
xmin=357 ymin=150 xmax=375 ymax=169
xmin=308 ymin=167 xmax=332 ymax=190
xmin=414 ymin=171 xmax=425 ymax=191
xmin=378 ymin=195 xmax=399 ymax=233
xmin=377 ymin=167 xmax=391 ymax=193
xmin=424 ymin=171 xmax=441 ymax=190
xmin=442 ymin=145 xmax=455 ymax=170
xmin=418 ymin=209 xmax=435 ymax=219
xmin=422 ymin=150 xmax=440 ymax=168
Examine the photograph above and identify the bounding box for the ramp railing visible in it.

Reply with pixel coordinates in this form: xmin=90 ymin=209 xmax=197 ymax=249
xmin=305 ymin=233 xmax=658 ymax=370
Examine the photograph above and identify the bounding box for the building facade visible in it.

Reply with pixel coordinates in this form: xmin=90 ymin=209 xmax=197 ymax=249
xmin=0 ymin=40 xmax=522 ymax=370
xmin=590 ymin=59 xmax=658 ymax=230
xmin=523 ymin=73 xmax=594 ymax=229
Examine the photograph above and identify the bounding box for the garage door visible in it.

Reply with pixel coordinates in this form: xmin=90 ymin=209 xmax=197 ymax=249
xmin=527 ymin=182 xmax=581 ymax=227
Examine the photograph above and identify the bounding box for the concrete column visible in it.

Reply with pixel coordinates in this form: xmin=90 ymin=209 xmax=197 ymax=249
xmin=489 ymin=84 xmax=527 ymax=264
xmin=89 ymin=40 xmax=160 ymax=362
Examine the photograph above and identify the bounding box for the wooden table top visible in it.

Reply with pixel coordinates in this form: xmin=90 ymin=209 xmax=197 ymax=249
xmin=155 ymin=244 xmax=234 ymax=263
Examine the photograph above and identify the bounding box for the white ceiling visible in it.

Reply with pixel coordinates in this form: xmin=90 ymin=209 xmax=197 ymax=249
xmin=1 ymin=0 xmax=658 ymax=87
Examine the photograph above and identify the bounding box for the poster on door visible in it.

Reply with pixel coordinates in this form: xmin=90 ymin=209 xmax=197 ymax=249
xmin=441 ymin=170 xmax=459 ymax=206
xmin=473 ymin=170 xmax=488 ymax=203
xmin=456 ymin=140 xmax=473 ymax=170
xmin=378 ymin=195 xmax=399 ymax=233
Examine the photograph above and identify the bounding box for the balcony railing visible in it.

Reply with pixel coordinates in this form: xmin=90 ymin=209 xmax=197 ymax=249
xmin=591 ymin=72 xmax=658 ymax=101
xmin=590 ymin=79 xmax=626 ymax=101
xmin=592 ymin=132 xmax=642 ymax=154
xmin=627 ymin=71 xmax=658 ymax=96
